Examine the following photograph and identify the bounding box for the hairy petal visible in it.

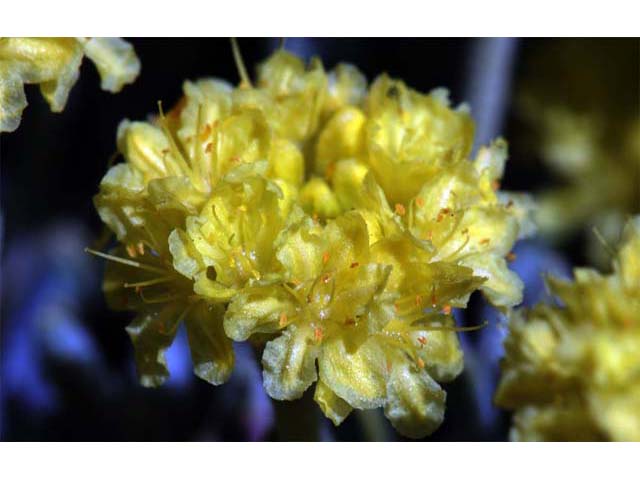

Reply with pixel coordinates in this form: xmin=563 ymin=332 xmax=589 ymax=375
xmin=184 ymin=302 xmax=234 ymax=386
xmin=262 ymin=324 xmax=319 ymax=400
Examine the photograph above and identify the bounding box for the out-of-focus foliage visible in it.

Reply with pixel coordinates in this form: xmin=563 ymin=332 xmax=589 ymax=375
xmin=496 ymin=217 xmax=640 ymax=441
xmin=0 ymin=37 xmax=140 ymax=133
xmin=516 ymin=39 xmax=639 ymax=261
xmin=93 ymin=46 xmax=533 ymax=438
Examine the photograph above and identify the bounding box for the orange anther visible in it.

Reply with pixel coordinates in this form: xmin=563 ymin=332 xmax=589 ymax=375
xmin=395 ymin=203 xmax=406 ymax=216
xmin=137 ymin=242 xmax=145 ymax=256
xmin=322 ymin=251 xmax=330 ymax=265
xmin=199 ymin=123 xmax=212 ymax=141
xmin=491 ymin=180 xmax=500 ymax=191
xmin=325 ymin=162 xmax=336 ymax=179
xmin=480 ymin=238 xmax=491 ymax=245
xmin=417 ymin=358 xmax=425 ymax=369
xmin=314 ymin=326 xmax=324 ymax=343
xmin=126 ymin=244 xmax=137 ymax=258
xmin=442 ymin=304 xmax=452 ymax=315
xmin=506 ymin=252 xmax=517 ymax=262
xmin=279 ymin=312 xmax=288 ymax=328
xmin=345 ymin=317 xmax=356 ymax=326
xmin=415 ymin=294 xmax=423 ymax=307
xmin=205 ymin=142 xmax=213 ymax=153
xmin=415 ymin=197 xmax=425 ymax=208
xmin=424 ymin=231 xmax=433 ymax=241
xmin=230 ymin=156 xmax=240 ymax=163
xmin=417 ymin=336 xmax=427 ymax=347
xmin=350 ymin=262 xmax=360 ymax=269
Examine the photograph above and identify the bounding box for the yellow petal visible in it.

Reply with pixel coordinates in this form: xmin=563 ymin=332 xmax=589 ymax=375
xmin=275 ymin=214 xmax=324 ymax=282
xmin=184 ymin=301 xmax=234 ymax=386
xmin=80 ymin=37 xmax=140 ymax=93
xmin=224 ymin=284 xmax=297 ymax=341
xmin=125 ymin=302 xmax=185 ymax=387
xmin=315 ymin=106 xmax=367 ymax=176
xmin=332 ymin=159 xmax=369 ymax=211
xmin=0 ymin=64 xmax=28 ymax=132
xmin=323 ymin=63 xmax=367 ymax=115
xmin=318 ymin=336 xmax=387 ymax=409
xmin=268 ymin=138 xmax=305 ymax=187
xmin=298 ymin=177 xmax=341 ymax=219
xmin=262 ymin=324 xmax=319 ymax=400
xmin=383 ymin=359 xmax=446 ymax=439
xmin=314 ymin=379 xmax=353 ymax=426
xmin=116 ymin=120 xmax=173 ymax=179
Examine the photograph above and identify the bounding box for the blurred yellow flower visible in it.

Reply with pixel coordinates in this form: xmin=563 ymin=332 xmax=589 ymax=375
xmin=515 ymin=39 xmax=639 ymax=262
xmin=0 ymin=37 xmax=140 ymax=133
xmin=495 ymin=217 xmax=640 ymax=441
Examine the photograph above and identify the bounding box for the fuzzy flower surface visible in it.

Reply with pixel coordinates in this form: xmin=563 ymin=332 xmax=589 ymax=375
xmin=495 ymin=217 xmax=640 ymax=441
xmin=0 ymin=37 xmax=140 ymax=133
xmin=93 ymin=46 xmax=533 ymax=438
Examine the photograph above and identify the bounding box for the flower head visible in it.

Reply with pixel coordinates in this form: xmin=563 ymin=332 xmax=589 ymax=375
xmin=495 ymin=217 xmax=640 ymax=441
xmin=93 ymin=44 xmax=532 ymax=438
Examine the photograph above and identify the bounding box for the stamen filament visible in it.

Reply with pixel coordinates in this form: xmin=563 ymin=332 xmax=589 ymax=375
xmin=231 ymin=38 xmax=253 ymax=89
xmin=85 ymin=248 xmax=167 ymax=275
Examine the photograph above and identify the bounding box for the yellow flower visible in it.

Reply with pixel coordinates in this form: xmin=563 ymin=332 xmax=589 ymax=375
xmin=0 ymin=37 xmax=140 ymax=132
xmin=495 ymin=217 xmax=640 ymax=441
xmin=92 ymin=45 xmax=532 ymax=439
xmin=224 ymin=209 xmax=486 ymax=438
xmin=515 ymin=39 xmax=639 ymax=252
xmin=94 ymin=220 xmax=234 ymax=388
xmin=169 ymin=172 xmax=296 ymax=302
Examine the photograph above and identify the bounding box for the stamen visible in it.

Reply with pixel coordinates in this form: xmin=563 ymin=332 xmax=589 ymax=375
xmin=230 ymin=38 xmax=253 ymax=89
xmin=394 ymin=203 xmax=406 ymax=216
xmin=313 ymin=326 xmax=324 ymax=343
xmin=322 ymin=251 xmax=330 ymax=265
xmin=416 ymin=358 xmax=425 ymax=369
xmin=126 ymin=244 xmax=137 ymax=258
xmin=506 ymin=252 xmax=517 ymax=262
xmin=279 ymin=312 xmax=288 ymax=328
xmin=442 ymin=304 xmax=452 ymax=315
xmin=85 ymin=248 xmax=167 ymax=275
xmin=420 ymin=320 xmax=489 ymax=333
xmin=350 ymin=262 xmax=359 ymax=268
xmin=124 ymin=276 xmax=174 ymax=289
xmin=415 ymin=197 xmax=425 ymax=208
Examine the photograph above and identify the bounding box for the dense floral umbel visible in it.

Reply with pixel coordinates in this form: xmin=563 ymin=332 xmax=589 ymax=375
xmin=0 ymin=37 xmax=140 ymax=133
xmin=495 ymin=217 xmax=640 ymax=441
xmin=93 ymin=47 xmax=532 ymax=438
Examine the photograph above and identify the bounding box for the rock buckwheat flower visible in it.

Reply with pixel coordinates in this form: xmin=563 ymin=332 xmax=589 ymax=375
xmin=495 ymin=217 xmax=640 ymax=441
xmin=92 ymin=43 xmax=533 ymax=438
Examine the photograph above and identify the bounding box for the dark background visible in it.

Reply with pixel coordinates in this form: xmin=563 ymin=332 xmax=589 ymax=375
xmin=1 ymin=38 xmax=637 ymax=441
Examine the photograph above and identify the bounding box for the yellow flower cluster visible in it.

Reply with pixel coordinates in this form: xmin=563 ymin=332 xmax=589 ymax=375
xmin=93 ymin=47 xmax=533 ymax=438
xmin=516 ymin=40 xmax=639 ymax=249
xmin=495 ymin=217 xmax=640 ymax=441
xmin=1 ymin=37 xmax=140 ymax=133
